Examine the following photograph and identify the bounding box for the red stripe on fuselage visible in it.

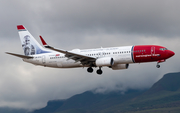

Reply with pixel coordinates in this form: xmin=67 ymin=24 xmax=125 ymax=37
xmin=133 ymin=45 xmax=168 ymax=63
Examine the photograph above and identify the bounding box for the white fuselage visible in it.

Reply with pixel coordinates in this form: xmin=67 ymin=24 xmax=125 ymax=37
xmin=23 ymin=46 xmax=134 ymax=68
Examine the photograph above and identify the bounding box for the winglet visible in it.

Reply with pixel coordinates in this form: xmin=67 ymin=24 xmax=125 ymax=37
xmin=39 ymin=35 xmax=53 ymax=49
xmin=40 ymin=35 xmax=47 ymax=46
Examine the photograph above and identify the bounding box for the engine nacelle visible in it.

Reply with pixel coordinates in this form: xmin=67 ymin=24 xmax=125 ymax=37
xmin=111 ymin=64 xmax=129 ymax=70
xmin=96 ymin=57 xmax=114 ymax=67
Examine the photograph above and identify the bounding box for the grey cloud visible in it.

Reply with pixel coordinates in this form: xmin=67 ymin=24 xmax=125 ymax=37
xmin=33 ymin=0 xmax=180 ymax=38
xmin=2 ymin=0 xmax=180 ymax=38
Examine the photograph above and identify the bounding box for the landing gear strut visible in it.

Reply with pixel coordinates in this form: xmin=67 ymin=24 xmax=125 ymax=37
xmin=156 ymin=60 xmax=165 ymax=68
xmin=87 ymin=67 xmax=93 ymax=73
xmin=96 ymin=67 xmax=103 ymax=75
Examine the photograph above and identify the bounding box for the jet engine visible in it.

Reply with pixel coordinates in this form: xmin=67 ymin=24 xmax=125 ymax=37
xmin=111 ymin=64 xmax=129 ymax=70
xmin=96 ymin=57 xmax=114 ymax=67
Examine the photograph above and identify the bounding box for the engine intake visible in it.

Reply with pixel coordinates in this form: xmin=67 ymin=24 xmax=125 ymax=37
xmin=96 ymin=57 xmax=114 ymax=67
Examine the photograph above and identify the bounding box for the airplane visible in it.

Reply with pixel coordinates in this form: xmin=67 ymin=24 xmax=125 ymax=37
xmin=6 ymin=25 xmax=175 ymax=75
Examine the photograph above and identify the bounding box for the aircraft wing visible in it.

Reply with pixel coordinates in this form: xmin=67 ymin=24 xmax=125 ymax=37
xmin=39 ymin=36 xmax=96 ymax=66
xmin=6 ymin=52 xmax=33 ymax=59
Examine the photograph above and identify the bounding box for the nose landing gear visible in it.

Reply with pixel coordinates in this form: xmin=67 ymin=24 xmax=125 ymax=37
xmin=156 ymin=59 xmax=165 ymax=68
xmin=156 ymin=64 xmax=160 ymax=68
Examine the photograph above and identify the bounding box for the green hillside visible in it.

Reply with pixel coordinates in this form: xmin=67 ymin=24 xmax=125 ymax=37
xmin=32 ymin=72 xmax=180 ymax=113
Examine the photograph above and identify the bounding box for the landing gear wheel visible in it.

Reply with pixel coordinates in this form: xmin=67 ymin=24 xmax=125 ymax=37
xmin=87 ymin=67 xmax=93 ymax=73
xmin=156 ymin=64 xmax=160 ymax=68
xmin=97 ymin=69 xmax=103 ymax=75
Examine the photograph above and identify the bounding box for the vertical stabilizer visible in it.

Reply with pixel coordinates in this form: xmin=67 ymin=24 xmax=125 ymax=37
xmin=17 ymin=25 xmax=50 ymax=55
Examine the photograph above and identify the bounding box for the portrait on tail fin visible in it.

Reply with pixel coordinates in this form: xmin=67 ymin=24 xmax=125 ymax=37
xmin=22 ymin=35 xmax=36 ymax=55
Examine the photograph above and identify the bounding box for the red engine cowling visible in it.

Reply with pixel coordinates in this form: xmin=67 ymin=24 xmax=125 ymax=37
xmin=96 ymin=57 xmax=114 ymax=67
xmin=111 ymin=64 xmax=129 ymax=70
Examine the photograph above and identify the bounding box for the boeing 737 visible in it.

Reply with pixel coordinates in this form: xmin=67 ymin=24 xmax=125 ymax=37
xmin=6 ymin=25 xmax=175 ymax=75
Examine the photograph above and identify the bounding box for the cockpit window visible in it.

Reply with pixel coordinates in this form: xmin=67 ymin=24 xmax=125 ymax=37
xmin=160 ymin=48 xmax=168 ymax=51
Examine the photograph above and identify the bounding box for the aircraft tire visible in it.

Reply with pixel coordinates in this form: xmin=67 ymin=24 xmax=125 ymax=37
xmin=156 ymin=64 xmax=160 ymax=68
xmin=87 ymin=67 xmax=93 ymax=73
xmin=97 ymin=69 xmax=103 ymax=75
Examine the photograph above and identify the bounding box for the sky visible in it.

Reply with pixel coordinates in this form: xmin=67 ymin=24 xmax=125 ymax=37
xmin=0 ymin=0 xmax=180 ymax=110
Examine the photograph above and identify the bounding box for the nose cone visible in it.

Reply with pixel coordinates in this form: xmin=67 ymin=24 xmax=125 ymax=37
xmin=167 ymin=50 xmax=175 ymax=58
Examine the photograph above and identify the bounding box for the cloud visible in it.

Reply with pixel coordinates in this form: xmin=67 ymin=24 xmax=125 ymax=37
xmin=0 ymin=0 xmax=179 ymax=110
xmin=30 ymin=0 xmax=180 ymax=37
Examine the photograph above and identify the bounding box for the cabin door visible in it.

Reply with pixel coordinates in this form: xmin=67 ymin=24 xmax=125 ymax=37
xmin=42 ymin=55 xmax=46 ymax=64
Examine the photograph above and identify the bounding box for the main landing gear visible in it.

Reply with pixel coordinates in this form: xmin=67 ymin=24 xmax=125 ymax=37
xmin=87 ymin=67 xmax=103 ymax=75
xmin=87 ymin=67 xmax=93 ymax=73
xmin=97 ymin=68 xmax=103 ymax=75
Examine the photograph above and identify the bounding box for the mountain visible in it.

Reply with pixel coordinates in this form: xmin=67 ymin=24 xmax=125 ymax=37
xmin=32 ymin=90 xmax=146 ymax=113
xmin=146 ymin=72 xmax=180 ymax=92
xmin=32 ymin=100 xmax=65 ymax=113
xmin=100 ymin=72 xmax=180 ymax=113
xmin=32 ymin=72 xmax=180 ymax=113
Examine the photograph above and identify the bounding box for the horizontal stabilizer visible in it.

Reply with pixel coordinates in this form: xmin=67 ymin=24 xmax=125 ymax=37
xmin=6 ymin=52 xmax=33 ymax=59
